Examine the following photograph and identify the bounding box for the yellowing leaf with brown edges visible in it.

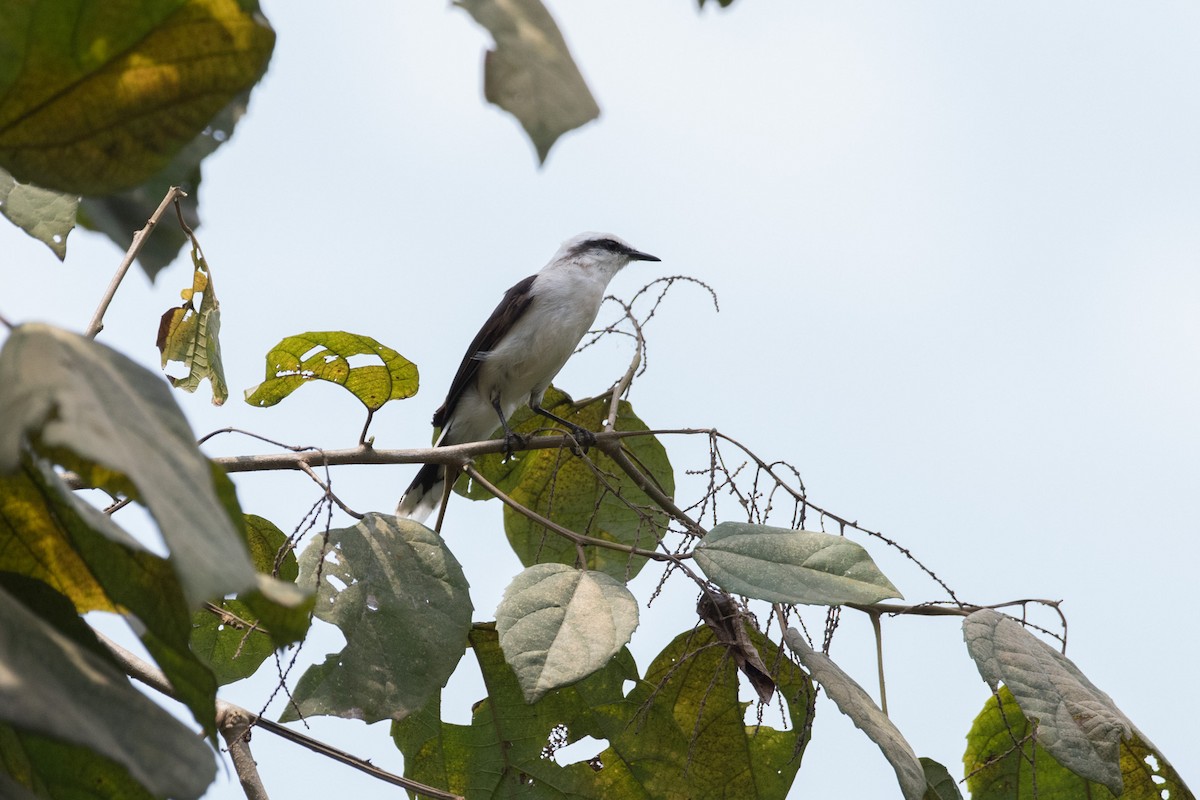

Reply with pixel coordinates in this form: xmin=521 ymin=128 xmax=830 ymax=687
xmin=157 ymin=245 xmax=227 ymax=404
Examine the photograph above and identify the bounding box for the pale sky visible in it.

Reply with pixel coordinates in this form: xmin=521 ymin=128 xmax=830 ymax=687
xmin=2 ymin=2 xmax=1197 ymax=797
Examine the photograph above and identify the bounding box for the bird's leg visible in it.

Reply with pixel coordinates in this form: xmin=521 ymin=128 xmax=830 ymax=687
xmin=530 ymin=402 xmax=596 ymax=453
xmin=491 ymin=397 xmax=526 ymax=458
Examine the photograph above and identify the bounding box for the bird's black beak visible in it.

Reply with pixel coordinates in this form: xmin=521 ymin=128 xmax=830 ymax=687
xmin=627 ymin=248 xmax=661 ymax=263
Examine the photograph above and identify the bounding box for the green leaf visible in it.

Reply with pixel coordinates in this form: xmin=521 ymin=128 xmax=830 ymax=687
xmin=963 ymin=686 xmax=1193 ymax=800
xmin=0 ymin=0 xmax=275 ymax=195
xmin=245 ymin=331 xmax=418 ymax=412
xmin=284 ymin=514 xmax=473 ymax=723
xmin=157 ymin=244 xmax=227 ymax=404
xmin=464 ymin=387 xmax=674 ymax=582
xmin=0 ymin=723 xmax=156 ymax=800
xmin=394 ymin=623 xmax=814 ymax=798
xmin=963 ymin=608 xmax=1152 ymax=795
xmin=784 ymin=627 xmax=926 ymax=800
xmin=920 ymin=757 xmax=963 ymax=800
xmin=190 ymin=514 xmax=311 ymax=684
xmin=0 ymin=166 xmax=76 ymax=259
xmin=0 ymin=324 xmax=257 ymax=608
xmin=695 ymin=522 xmax=903 ymax=605
xmin=77 ymin=89 xmax=251 ymax=280
xmin=0 ymin=584 xmax=215 ymax=799
xmin=496 ymin=563 xmax=638 ymax=702
xmin=456 ymin=0 xmax=600 ymax=163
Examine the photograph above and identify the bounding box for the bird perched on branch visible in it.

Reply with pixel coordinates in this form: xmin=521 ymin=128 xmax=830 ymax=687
xmin=396 ymin=232 xmax=660 ymax=524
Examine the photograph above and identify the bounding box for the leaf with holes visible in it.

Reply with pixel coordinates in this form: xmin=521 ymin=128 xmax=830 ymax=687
xmin=496 ymin=563 xmax=638 ymax=702
xmin=784 ymin=628 xmax=926 ymax=800
xmin=695 ymin=522 xmax=902 ymax=606
xmin=963 ymin=685 xmax=1193 ymax=800
xmin=283 ymin=514 xmax=472 ymax=723
xmin=157 ymin=245 xmax=227 ymax=404
xmin=245 ymin=331 xmax=418 ymax=412
xmin=962 ymin=609 xmax=1190 ymax=796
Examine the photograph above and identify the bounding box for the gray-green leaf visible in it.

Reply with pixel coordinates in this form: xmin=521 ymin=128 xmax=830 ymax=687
xmin=784 ymin=628 xmax=926 ymax=800
xmin=456 ymin=0 xmax=600 ymax=163
xmin=695 ymin=523 xmax=903 ymax=606
xmin=285 ymin=514 xmax=473 ymax=723
xmin=920 ymin=757 xmax=963 ymax=800
xmin=0 ymin=167 xmax=77 ymax=259
xmin=0 ymin=585 xmax=215 ymax=799
xmin=962 ymin=608 xmax=1134 ymax=795
xmin=0 ymin=324 xmax=255 ymax=607
xmin=496 ymin=563 xmax=638 ymax=703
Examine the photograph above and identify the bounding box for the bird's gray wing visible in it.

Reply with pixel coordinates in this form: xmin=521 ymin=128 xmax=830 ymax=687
xmin=432 ymin=273 xmax=538 ymax=430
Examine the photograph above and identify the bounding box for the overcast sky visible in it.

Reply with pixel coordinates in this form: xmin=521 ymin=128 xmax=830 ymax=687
xmin=2 ymin=2 xmax=1197 ymax=797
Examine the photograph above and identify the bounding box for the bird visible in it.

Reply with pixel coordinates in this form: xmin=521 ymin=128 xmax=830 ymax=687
xmin=396 ymin=232 xmax=660 ymax=524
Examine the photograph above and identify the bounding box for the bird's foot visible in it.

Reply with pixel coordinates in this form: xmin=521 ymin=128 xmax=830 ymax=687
xmin=566 ymin=424 xmax=596 ymax=455
xmin=502 ymin=430 xmax=528 ymax=459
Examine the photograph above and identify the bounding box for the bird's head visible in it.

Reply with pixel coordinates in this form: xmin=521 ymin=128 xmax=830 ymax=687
xmin=549 ymin=232 xmax=661 ymax=278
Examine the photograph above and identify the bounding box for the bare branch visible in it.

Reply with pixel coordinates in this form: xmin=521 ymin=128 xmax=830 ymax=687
xmin=217 ymin=703 xmax=269 ymax=800
xmin=85 ymin=186 xmax=187 ymax=339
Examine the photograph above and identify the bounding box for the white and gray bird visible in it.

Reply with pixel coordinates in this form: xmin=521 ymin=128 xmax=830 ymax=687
xmin=396 ymin=232 xmax=660 ymax=523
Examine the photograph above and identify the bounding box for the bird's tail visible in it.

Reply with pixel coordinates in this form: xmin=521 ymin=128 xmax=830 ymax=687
xmin=396 ymin=462 xmax=446 ymax=523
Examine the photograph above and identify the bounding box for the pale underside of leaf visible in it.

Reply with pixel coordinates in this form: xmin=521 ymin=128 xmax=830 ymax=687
xmin=784 ymin=628 xmax=927 ymax=800
xmin=496 ymin=563 xmax=639 ymax=702
xmin=962 ymin=609 xmax=1133 ymax=794
xmin=695 ymin=522 xmax=903 ymax=606
xmin=0 ymin=166 xmax=77 ymax=259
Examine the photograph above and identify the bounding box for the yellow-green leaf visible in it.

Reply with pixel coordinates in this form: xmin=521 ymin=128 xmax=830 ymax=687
xmin=157 ymin=245 xmax=227 ymax=404
xmin=245 ymin=331 xmax=418 ymax=411
xmin=0 ymin=0 xmax=275 ymax=195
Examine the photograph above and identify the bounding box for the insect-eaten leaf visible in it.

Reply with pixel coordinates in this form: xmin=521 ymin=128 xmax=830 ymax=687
xmin=157 ymin=245 xmax=227 ymax=404
xmin=245 ymin=331 xmax=418 ymax=412
xmin=695 ymin=522 xmax=902 ymax=606
xmin=461 ymin=387 xmax=673 ymax=582
xmin=283 ymin=514 xmax=472 ymax=724
xmin=0 ymin=167 xmax=77 ymax=260
xmin=962 ymin=609 xmax=1191 ymax=797
xmin=456 ymin=0 xmax=600 ymax=163
xmin=0 ymin=0 xmax=275 ymax=195
xmin=496 ymin=563 xmax=638 ymax=703
xmin=393 ymin=623 xmax=815 ymax=799
xmin=963 ymin=685 xmax=1192 ymax=800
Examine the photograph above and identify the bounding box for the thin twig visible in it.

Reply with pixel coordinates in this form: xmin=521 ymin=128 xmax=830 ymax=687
xmin=97 ymin=632 xmax=462 ymax=800
xmin=85 ymin=186 xmax=187 ymax=339
xmin=298 ymin=462 xmax=363 ymax=519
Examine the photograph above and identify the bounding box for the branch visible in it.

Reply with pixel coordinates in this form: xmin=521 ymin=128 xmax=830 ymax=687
xmin=98 ymin=633 xmax=463 ymax=800
xmin=85 ymin=186 xmax=187 ymax=339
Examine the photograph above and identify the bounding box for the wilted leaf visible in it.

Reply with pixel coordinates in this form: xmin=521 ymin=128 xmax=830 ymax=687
xmin=0 ymin=0 xmax=275 ymax=195
xmin=784 ymin=627 xmax=926 ymax=800
xmin=157 ymin=244 xmax=227 ymax=404
xmin=920 ymin=757 xmax=963 ymax=800
xmin=0 ymin=166 xmax=76 ymax=259
xmin=963 ymin=686 xmax=1193 ymax=800
xmin=696 ymin=523 xmax=903 ymax=606
xmin=0 ymin=584 xmax=215 ymax=799
xmin=284 ymin=514 xmax=472 ymax=723
xmin=245 ymin=331 xmax=418 ymax=412
xmin=496 ymin=563 xmax=638 ymax=702
xmin=963 ymin=608 xmax=1146 ymax=795
xmin=697 ymin=591 xmax=775 ymax=703
xmin=464 ymin=387 xmax=673 ymax=581
xmin=0 ymin=324 xmax=257 ymax=608
xmin=456 ymin=0 xmax=600 ymax=163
